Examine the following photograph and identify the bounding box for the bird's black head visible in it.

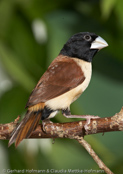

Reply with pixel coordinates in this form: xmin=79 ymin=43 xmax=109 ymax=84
xmin=60 ymin=32 xmax=108 ymax=62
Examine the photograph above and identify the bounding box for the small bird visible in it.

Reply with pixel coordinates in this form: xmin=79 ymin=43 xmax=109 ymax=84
xmin=8 ymin=32 xmax=108 ymax=147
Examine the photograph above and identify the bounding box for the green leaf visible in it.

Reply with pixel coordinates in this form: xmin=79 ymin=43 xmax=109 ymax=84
xmin=0 ymin=43 xmax=35 ymax=92
xmin=100 ymin=0 xmax=116 ymax=19
xmin=115 ymin=1 xmax=123 ymax=28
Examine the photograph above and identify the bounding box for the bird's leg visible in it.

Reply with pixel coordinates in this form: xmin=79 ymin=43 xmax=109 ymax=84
xmin=42 ymin=119 xmax=56 ymax=143
xmin=41 ymin=107 xmax=57 ymax=132
xmin=62 ymin=108 xmax=71 ymax=115
xmin=62 ymin=109 xmax=100 ymax=131
xmin=42 ymin=119 xmax=53 ymax=132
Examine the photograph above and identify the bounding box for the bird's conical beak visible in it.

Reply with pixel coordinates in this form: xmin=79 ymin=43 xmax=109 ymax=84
xmin=91 ymin=36 xmax=108 ymax=50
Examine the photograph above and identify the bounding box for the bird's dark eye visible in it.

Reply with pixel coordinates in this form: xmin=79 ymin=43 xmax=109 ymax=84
xmin=84 ymin=35 xmax=91 ymax=41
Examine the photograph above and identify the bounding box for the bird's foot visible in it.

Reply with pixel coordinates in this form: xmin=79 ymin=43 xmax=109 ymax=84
xmin=82 ymin=115 xmax=100 ymax=132
xmin=62 ymin=113 xmax=100 ymax=133
xmin=42 ymin=119 xmax=53 ymax=133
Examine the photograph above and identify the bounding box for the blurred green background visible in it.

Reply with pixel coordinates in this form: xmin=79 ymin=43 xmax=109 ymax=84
xmin=0 ymin=0 xmax=123 ymax=173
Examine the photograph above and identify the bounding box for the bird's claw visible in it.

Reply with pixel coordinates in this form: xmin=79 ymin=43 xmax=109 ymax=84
xmin=42 ymin=120 xmax=53 ymax=133
xmin=84 ymin=116 xmax=100 ymax=133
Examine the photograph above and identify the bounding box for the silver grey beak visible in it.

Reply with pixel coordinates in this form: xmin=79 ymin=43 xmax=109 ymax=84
xmin=91 ymin=36 xmax=108 ymax=50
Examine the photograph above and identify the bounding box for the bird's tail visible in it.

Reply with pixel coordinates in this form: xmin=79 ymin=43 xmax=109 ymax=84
xmin=8 ymin=110 xmax=41 ymax=147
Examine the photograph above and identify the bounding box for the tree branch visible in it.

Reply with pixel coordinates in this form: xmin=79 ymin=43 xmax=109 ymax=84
xmin=1 ymin=107 xmax=123 ymax=174
xmin=1 ymin=107 xmax=123 ymax=140
xmin=76 ymin=136 xmax=113 ymax=174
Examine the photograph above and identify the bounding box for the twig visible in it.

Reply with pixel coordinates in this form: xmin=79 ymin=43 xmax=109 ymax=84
xmin=75 ymin=136 xmax=114 ymax=174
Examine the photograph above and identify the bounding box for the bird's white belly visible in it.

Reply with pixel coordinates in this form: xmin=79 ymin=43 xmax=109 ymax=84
xmin=46 ymin=59 xmax=92 ymax=110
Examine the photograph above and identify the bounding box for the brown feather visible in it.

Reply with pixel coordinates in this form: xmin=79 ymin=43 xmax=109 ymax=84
xmin=8 ymin=110 xmax=42 ymax=147
xmin=26 ymin=55 xmax=85 ymax=108
xmin=28 ymin=102 xmax=45 ymax=112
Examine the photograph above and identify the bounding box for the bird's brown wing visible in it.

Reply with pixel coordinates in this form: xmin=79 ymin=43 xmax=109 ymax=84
xmin=26 ymin=56 xmax=85 ymax=108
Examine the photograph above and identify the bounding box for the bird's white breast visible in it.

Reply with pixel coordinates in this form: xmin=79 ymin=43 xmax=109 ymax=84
xmin=74 ymin=58 xmax=92 ymax=93
xmin=46 ymin=59 xmax=92 ymax=110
